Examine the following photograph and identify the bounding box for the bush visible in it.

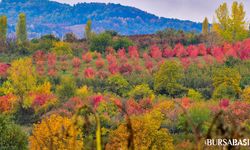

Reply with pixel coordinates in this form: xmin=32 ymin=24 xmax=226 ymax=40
xmin=90 ymin=33 xmax=112 ymax=53
xmin=107 ymin=74 xmax=130 ymax=97
xmin=0 ymin=114 xmax=28 ymax=150
xmin=129 ymin=84 xmax=154 ymax=101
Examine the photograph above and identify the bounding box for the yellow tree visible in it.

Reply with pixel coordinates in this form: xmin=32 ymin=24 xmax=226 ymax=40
xmin=202 ymin=17 xmax=209 ymax=34
xmin=7 ymin=58 xmax=37 ymax=104
xmin=29 ymin=114 xmax=83 ymax=150
xmin=85 ymin=19 xmax=92 ymax=42
xmin=0 ymin=15 xmax=7 ymax=42
xmin=214 ymin=1 xmax=248 ymax=42
xmin=106 ymin=110 xmax=174 ymax=150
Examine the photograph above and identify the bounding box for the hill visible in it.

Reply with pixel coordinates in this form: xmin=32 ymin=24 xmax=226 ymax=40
xmin=0 ymin=0 xmax=202 ymax=38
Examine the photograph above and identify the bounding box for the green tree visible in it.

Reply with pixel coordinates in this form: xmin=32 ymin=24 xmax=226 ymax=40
xmin=129 ymin=84 xmax=154 ymax=101
xmin=107 ymin=74 xmax=130 ymax=97
xmin=56 ymin=75 xmax=76 ymax=101
xmin=0 ymin=15 xmax=7 ymax=42
xmin=113 ymin=37 xmax=133 ymax=51
xmin=16 ymin=13 xmax=27 ymax=45
xmin=214 ymin=1 xmax=248 ymax=42
xmin=187 ymin=89 xmax=203 ymax=101
xmin=202 ymin=17 xmax=209 ymax=34
xmin=212 ymin=67 xmax=241 ymax=99
xmin=90 ymin=33 xmax=112 ymax=53
xmin=212 ymin=83 xmax=238 ymax=100
xmin=154 ymin=61 xmax=185 ymax=97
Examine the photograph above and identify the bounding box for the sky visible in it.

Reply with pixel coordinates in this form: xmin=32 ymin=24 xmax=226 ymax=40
xmin=52 ymin=0 xmax=250 ymax=23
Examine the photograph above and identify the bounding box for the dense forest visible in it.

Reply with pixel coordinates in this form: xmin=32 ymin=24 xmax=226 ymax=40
xmin=0 ymin=1 xmax=250 ymax=150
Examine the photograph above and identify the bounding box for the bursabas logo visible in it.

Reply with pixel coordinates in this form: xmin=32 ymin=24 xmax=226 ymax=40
xmin=205 ymin=139 xmax=250 ymax=147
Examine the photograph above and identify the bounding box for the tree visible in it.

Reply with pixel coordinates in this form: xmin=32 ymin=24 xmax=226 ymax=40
xmin=29 ymin=114 xmax=83 ymax=150
xmin=51 ymin=41 xmax=72 ymax=56
xmin=241 ymin=87 xmax=250 ymax=102
xmin=212 ymin=67 xmax=241 ymax=99
xmin=214 ymin=2 xmax=248 ymax=42
xmin=202 ymin=17 xmax=209 ymax=34
xmin=154 ymin=60 xmax=185 ymax=97
xmin=106 ymin=110 xmax=174 ymax=150
xmin=90 ymin=33 xmax=112 ymax=53
xmin=129 ymin=84 xmax=154 ymax=101
xmin=16 ymin=13 xmax=27 ymax=45
xmin=85 ymin=19 xmax=92 ymax=41
xmin=112 ymin=37 xmax=133 ymax=51
xmin=7 ymin=58 xmax=37 ymax=103
xmin=56 ymin=75 xmax=77 ymax=101
xmin=63 ymin=32 xmax=78 ymax=42
xmin=0 ymin=15 xmax=7 ymax=42
xmin=107 ymin=74 xmax=131 ymax=97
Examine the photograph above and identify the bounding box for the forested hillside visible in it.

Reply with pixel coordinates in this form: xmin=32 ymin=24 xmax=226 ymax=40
xmin=0 ymin=0 xmax=201 ymax=38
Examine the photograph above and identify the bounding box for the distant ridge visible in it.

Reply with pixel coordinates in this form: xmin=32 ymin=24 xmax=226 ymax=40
xmin=0 ymin=0 xmax=202 ymax=38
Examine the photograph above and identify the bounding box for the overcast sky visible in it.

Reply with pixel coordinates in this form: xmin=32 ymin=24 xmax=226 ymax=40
xmin=52 ymin=0 xmax=250 ymax=23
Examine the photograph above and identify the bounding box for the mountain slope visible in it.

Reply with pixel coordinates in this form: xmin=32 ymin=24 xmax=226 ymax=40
xmin=0 ymin=0 xmax=202 ymax=38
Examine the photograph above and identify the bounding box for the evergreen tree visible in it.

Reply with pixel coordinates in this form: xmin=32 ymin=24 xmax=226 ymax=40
xmin=16 ymin=13 xmax=27 ymax=45
xmin=202 ymin=17 xmax=209 ymax=34
xmin=0 ymin=15 xmax=7 ymax=42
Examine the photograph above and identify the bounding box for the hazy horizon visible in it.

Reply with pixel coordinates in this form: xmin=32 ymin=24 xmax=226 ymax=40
xmin=52 ymin=0 xmax=250 ymax=23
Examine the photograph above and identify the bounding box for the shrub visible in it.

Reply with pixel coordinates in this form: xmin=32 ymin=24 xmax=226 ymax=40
xmin=129 ymin=84 xmax=154 ymax=101
xmin=107 ymin=74 xmax=130 ymax=97
xmin=84 ymin=67 xmax=95 ymax=78
xmin=95 ymin=58 xmax=105 ymax=69
xmin=82 ymin=52 xmax=93 ymax=63
xmin=0 ymin=114 xmax=28 ymax=150
xmin=29 ymin=114 xmax=83 ymax=150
